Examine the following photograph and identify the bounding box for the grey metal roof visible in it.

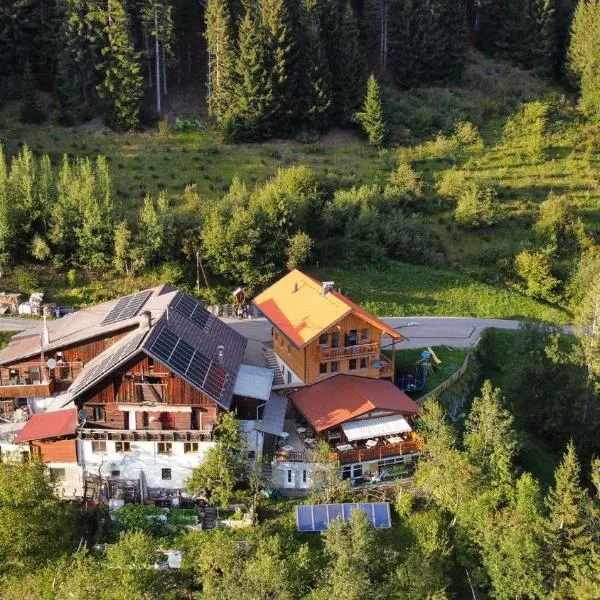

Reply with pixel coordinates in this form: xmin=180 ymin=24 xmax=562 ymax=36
xmin=233 ymin=364 xmax=274 ymax=401
xmin=254 ymin=392 xmax=288 ymax=436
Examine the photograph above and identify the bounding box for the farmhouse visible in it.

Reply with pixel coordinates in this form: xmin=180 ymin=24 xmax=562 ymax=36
xmin=0 ymin=285 xmax=284 ymax=499
xmin=254 ymin=270 xmax=422 ymax=492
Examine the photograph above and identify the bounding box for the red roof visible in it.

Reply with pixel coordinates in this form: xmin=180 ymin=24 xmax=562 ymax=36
xmin=291 ymin=375 xmax=420 ymax=432
xmin=15 ymin=408 xmax=78 ymax=443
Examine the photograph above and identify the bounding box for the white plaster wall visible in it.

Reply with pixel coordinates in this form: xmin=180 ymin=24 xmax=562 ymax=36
xmin=79 ymin=439 xmax=215 ymax=490
xmin=49 ymin=462 xmax=84 ymax=498
xmin=272 ymin=460 xmax=315 ymax=491
xmin=274 ymin=356 xmax=303 ymax=385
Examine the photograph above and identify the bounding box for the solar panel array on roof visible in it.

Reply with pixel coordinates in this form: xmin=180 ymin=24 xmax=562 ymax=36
xmin=69 ymin=331 xmax=146 ymax=396
xmin=296 ymin=502 xmax=391 ymax=532
xmin=101 ymin=291 xmax=152 ymax=325
xmin=173 ymin=293 xmax=212 ymax=330
xmin=148 ymin=328 xmax=229 ymax=403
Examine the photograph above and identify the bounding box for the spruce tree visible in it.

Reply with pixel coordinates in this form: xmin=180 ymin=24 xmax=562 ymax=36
xmin=355 ymin=74 xmax=386 ymax=146
xmin=475 ymin=0 xmax=505 ymax=53
xmin=569 ymin=0 xmax=600 ymax=124
xmin=204 ymin=0 xmax=235 ymax=124
xmin=97 ymin=0 xmax=144 ymax=131
xmin=19 ymin=62 xmax=44 ymax=124
xmin=543 ymin=441 xmax=594 ymax=598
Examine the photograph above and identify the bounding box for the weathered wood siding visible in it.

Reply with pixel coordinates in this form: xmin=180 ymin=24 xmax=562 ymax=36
xmin=31 ymin=438 xmax=77 ymax=463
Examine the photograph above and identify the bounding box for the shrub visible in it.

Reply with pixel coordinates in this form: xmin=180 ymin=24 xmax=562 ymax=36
xmin=13 ymin=267 xmax=42 ymax=294
xmin=157 ymin=118 xmax=170 ymax=136
xmin=66 ymin=269 xmax=78 ymax=287
xmin=173 ymin=116 xmax=203 ymax=132
xmin=453 ymin=121 xmax=484 ymax=150
xmin=454 ymin=182 xmax=502 ymax=228
xmin=389 ymin=161 xmax=423 ymax=197
xmin=514 ymin=249 xmax=561 ymax=302
xmin=503 ymin=101 xmax=550 ymax=161
xmin=437 ymin=168 xmax=471 ymax=200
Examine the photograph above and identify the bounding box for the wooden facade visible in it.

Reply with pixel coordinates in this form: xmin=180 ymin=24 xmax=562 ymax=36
xmin=30 ymin=438 xmax=78 ymax=463
xmin=273 ymin=311 xmax=394 ymax=385
xmin=81 ymin=353 xmax=219 ymax=433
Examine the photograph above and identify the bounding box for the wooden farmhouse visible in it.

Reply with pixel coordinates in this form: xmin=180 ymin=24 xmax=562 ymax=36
xmin=254 ymin=270 xmax=422 ymax=492
xmin=0 ymin=286 xmax=286 ymax=500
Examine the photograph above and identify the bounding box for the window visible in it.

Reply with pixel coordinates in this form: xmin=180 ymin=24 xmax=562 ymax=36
xmin=28 ymin=366 xmax=41 ymax=384
xmin=148 ymin=357 xmax=154 ymax=371
xmin=92 ymin=406 xmax=105 ymax=421
xmin=91 ymin=441 xmax=106 ymax=453
xmin=353 ymin=464 xmax=363 ymax=478
xmin=360 ymin=328 xmax=369 ymax=342
xmin=347 ymin=330 xmax=358 ymax=346
xmin=319 ymin=362 xmax=327 ymax=375
xmin=287 ymin=371 xmax=291 ymax=384
xmin=318 ymin=333 xmax=329 ymax=348
xmin=331 ymin=331 xmax=340 ymax=348
xmin=115 ymin=441 xmax=131 ymax=453
xmin=341 ymin=464 xmax=362 ymax=480
xmin=302 ymin=470 xmax=307 ymax=484
xmin=287 ymin=469 xmax=293 ymax=484
xmin=331 ymin=361 xmax=339 ymax=373
xmin=49 ymin=467 xmax=66 ymax=482
xmin=360 ymin=358 xmax=367 ymax=369
xmin=184 ymin=442 xmax=199 ymax=453
xmin=156 ymin=442 xmax=172 ymax=454
xmin=349 ymin=358 xmax=357 ymax=370
xmin=328 ymin=429 xmax=341 ymax=442
xmin=161 ymin=468 xmax=172 ymax=480
xmin=111 ymin=470 xmax=121 ymax=478
xmin=142 ymin=412 xmax=149 ymax=428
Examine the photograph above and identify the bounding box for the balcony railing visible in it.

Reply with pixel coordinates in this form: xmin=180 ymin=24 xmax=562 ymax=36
xmin=321 ymin=342 xmax=378 ymax=361
xmin=79 ymin=428 xmax=213 ymax=442
xmin=0 ymin=379 xmax=55 ymax=398
xmin=332 ymin=437 xmax=423 ymax=465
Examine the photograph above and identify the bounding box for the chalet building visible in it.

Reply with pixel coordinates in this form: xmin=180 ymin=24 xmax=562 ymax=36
xmin=0 ymin=285 xmax=286 ymax=499
xmin=253 ymin=270 xmax=422 ymax=493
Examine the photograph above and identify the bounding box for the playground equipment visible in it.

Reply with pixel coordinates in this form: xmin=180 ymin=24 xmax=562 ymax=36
xmin=397 ymin=350 xmax=435 ymax=393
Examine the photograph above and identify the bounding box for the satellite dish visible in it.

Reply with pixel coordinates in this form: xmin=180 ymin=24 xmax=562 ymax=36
xmin=47 ymin=358 xmax=57 ymax=370
xmin=78 ymin=409 xmax=88 ymax=424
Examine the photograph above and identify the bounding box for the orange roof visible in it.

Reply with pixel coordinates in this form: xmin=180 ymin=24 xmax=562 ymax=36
xmin=291 ymin=375 xmax=420 ymax=432
xmin=15 ymin=408 xmax=77 ymax=443
xmin=253 ymin=270 xmax=402 ymax=347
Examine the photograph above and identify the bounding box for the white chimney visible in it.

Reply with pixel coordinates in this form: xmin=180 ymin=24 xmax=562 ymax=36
xmin=321 ymin=281 xmax=335 ymax=296
xmin=138 ymin=311 xmax=152 ymax=330
xmin=42 ymin=313 xmax=50 ymax=346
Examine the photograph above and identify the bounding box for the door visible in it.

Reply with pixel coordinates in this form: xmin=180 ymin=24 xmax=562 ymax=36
xmin=127 ymin=409 xmax=136 ymax=430
xmin=192 ymin=407 xmax=203 ymax=430
xmin=284 ymin=468 xmax=295 ymax=489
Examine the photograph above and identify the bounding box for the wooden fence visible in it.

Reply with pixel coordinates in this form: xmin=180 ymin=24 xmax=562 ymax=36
xmin=414 ymin=351 xmax=471 ymax=404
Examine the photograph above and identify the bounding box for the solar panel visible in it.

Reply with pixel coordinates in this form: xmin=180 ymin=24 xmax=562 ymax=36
xmin=148 ymin=328 xmax=229 ymax=402
xmin=101 ymin=291 xmax=152 ymax=325
xmin=70 ymin=332 xmax=146 ymax=396
xmin=296 ymin=503 xmax=391 ymax=532
xmin=173 ymin=293 xmax=212 ymax=330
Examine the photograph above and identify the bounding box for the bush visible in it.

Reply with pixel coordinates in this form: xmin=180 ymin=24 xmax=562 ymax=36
xmin=514 ymin=249 xmax=561 ymax=302
xmin=173 ymin=116 xmax=203 ymax=133
xmin=13 ymin=267 xmax=42 ymax=295
xmin=453 ymin=121 xmax=484 ymax=150
xmin=503 ymin=101 xmax=550 ymax=161
xmin=389 ymin=161 xmax=423 ymax=197
xmin=157 ymin=118 xmax=170 ymax=136
xmin=437 ymin=168 xmax=471 ymax=200
xmin=454 ymin=182 xmax=502 ymax=228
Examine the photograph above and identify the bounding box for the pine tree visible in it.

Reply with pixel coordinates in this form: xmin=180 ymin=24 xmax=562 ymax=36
xmin=569 ymin=0 xmax=600 ymax=124
xmin=204 ymin=0 xmax=235 ymax=123
xmin=229 ymin=8 xmax=272 ymax=139
xmin=97 ymin=0 xmax=144 ymax=131
xmin=543 ymin=441 xmax=594 ymax=598
xmin=19 ymin=61 xmax=44 ymax=124
xmin=334 ymin=4 xmax=366 ymax=125
xmin=475 ymin=0 xmax=505 ymax=53
xmin=355 ymin=74 xmax=386 ymax=147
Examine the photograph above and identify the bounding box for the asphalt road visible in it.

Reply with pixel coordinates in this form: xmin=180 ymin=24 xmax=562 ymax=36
xmin=0 ymin=317 xmax=41 ymax=334
xmin=222 ymin=315 xmax=571 ymax=350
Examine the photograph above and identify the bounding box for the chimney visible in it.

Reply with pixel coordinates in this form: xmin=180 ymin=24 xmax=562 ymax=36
xmin=42 ymin=313 xmax=50 ymax=346
xmin=138 ymin=311 xmax=152 ymax=330
xmin=321 ymin=281 xmax=335 ymax=296
xmin=292 ymin=281 xmax=298 ymax=293
xmin=217 ymin=345 xmax=225 ymax=366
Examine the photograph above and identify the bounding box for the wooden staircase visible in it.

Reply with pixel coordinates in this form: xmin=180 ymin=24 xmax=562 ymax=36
xmin=263 ymin=348 xmax=285 ymax=385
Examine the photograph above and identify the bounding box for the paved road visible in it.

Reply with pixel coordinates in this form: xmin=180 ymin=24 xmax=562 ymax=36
xmin=223 ymin=315 xmax=572 ymax=350
xmin=0 ymin=317 xmax=41 ymax=334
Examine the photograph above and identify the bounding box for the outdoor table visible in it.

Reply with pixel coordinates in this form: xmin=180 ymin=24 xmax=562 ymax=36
xmin=280 ymin=445 xmax=293 ymax=452
xmin=387 ymin=436 xmax=402 ymax=444
xmin=336 ymin=443 xmax=353 ymax=452
xmin=296 ymin=427 xmax=307 ymax=434
xmin=304 ymin=437 xmax=316 ymax=446
xmin=365 ymin=439 xmax=378 ymax=448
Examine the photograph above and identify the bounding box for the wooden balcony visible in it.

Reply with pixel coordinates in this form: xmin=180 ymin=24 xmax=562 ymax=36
xmin=331 ymin=436 xmax=423 ymax=465
xmin=378 ymin=354 xmax=393 ymax=377
xmin=0 ymin=379 xmax=55 ymax=398
xmin=321 ymin=342 xmax=378 ymax=361
xmin=79 ymin=428 xmax=213 ymax=442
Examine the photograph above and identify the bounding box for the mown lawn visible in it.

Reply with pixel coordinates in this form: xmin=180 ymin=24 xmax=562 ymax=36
xmin=313 ymin=260 xmax=570 ymax=323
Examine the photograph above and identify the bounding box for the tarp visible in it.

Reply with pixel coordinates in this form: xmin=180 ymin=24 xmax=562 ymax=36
xmin=341 ymin=414 xmax=411 ymax=442
xmin=233 ymin=364 xmax=274 ymax=401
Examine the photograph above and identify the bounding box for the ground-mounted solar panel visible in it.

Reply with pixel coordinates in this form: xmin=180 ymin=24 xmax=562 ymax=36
xmin=296 ymin=502 xmax=391 ymax=532
xmin=70 ymin=331 xmax=146 ymax=396
xmin=147 ymin=327 xmax=228 ymax=403
xmin=173 ymin=293 xmax=212 ymax=330
xmin=101 ymin=291 xmax=152 ymax=325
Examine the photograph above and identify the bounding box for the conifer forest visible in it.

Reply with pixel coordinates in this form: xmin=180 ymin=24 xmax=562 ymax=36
xmin=1 ymin=0 xmax=600 ymax=598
